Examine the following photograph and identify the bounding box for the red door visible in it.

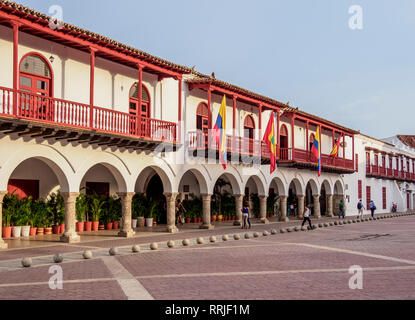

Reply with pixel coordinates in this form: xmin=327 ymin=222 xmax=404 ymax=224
xmin=7 ymin=179 xmax=39 ymax=200
xmin=196 ymin=103 xmax=209 ymax=148
xmin=366 ymin=186 xmax=371 ymax=210
xmin=407 ymin=193 xmax=410 ymax=211
xmin=280 ymin=125 xmax=288 ymax=160
xmin=129 ymin=83 xmax=150 ymax=136
xmin=244 ymin=115 xmax=255 ymax=154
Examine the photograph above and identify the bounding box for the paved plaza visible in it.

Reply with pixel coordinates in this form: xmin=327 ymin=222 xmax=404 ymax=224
xmin=0 ymin=214 xmax=414 ymax=300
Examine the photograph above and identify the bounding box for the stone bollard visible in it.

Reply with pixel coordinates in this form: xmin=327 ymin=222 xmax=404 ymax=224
xmin=21 ymin=257 xmax=32 ymax=268
xmin=253 ymin=232 xmax=260 ymax=238
xmin=329 ymin=222 xmax=334 ymax=226
xmin=210 ymin=236 xmax=216 ymax=243
xmin=294 ymin=226 xmax=301 ymax=232
xmin=53 ymin=254 xmax=63 ymax=264
xmin=83 ymin=251 xmax=93 ymax=259
xmin=271 ymin=229 xmax=277 ymax=235
xmin=301 ymin=226 xmax=307 ymax=231
xmin=244 ymin=233 xmax=251 ymax=239
xmin=150 ymin=243 xmax=158 ymax=250
xmin=222 ymin=235 xmax=229 ymax=242
xmin=324 ymin=223 xmax=329 ymax=227
xmin=167 ymin=241 xmax=175 ymax=248
xmin=109 ymin=248 xmax=118 ymax=256
xmin=197 ymin=238 xmax=204 ymax=245
xmin=234 ymin=234 xmax=241 ymax=240
xmin=280 ymin=228 xmax=287 ymax=233
xmin=263 ymin=231 xmax=269 ymax=236
xmin=132 ymin=245 xmax=141 ymax=253
xmin=318 ymin=224 xmax=323 ymax=228
xmin=182 ymin=239 xmax=190 ymax=247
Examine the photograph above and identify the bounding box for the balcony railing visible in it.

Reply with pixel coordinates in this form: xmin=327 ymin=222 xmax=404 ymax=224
xmin=279 ymin=148 xmax=354 ymax=171
xmin=0 ymin=86 xmax=177 ymax=143
xmin=365 ymin=163 xmax=415 ymax=182
xmin=188 ymin=131 xmax=272 ymax=159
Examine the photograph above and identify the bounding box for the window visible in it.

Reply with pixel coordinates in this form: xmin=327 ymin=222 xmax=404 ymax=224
xmin=129 ymin=83 xmax=151 ymax=135
xmin=19 ymin=53 xmax=53 ymax=120
xmin=366 ymin=152 xmax=370 ymax=168
xmin=366 ymin=186 xmax=371 ymax=210
xmin=358 ymin=180 xmax=362 ymax=200
xmin=309 ymin=133 xmax=315 ymax=151
xmin=86 ymin=182 xmax=110 ymax=197
xmin=183 ymin=185 xmax=190 ymax=193
xmin=196 ymin=103 xmax=209 ymax=132
xmin=382 ymin=187 xmax=386 ymax=210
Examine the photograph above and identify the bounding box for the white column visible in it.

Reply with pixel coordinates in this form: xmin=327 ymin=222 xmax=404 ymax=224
xmin=259 ymin=195 xmax=269 ymax=224
xmin=164 ymin=193 xmax=179 ymax=233
xmin=297 ymin=195 xmax=305 ymax=219
xmin=60 ymin=192 xmax=81 ymax=243
xmin=313 ymin=194 xmax=321 ymax=219
xmin=280 ymin=195 xmax=289 ymax=222
xmin=234 ymin=194 xmax=243 ymax=226
xmin=118 ymin=192 xmax=135 ymax=238
xmin=0 ymin=191 xmax=8 ymax=249
xmin=200 ymin=194 xmax=214 ymax=230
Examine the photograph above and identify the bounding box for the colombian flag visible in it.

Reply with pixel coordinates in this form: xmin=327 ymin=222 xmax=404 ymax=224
xmin=330 ymin=134 xmax=343 ymax=157
xmin=263 ymin=112 xmax=277 ymax=173
xmin=213 ymin=95 xmax=227 ymax=169
xmin=311 ymin=126 xmax=321 ymax=177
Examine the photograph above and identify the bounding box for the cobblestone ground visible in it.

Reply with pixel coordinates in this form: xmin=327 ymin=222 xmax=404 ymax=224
xmin=0 ymin=214 xmax=414 ymax=300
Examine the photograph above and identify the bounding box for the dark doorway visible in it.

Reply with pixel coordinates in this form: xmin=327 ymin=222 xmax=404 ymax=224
xmin=146 ymin=174 xmax=166 ymax=224
xmin=86 ymin=182 xmax=110 ymax=197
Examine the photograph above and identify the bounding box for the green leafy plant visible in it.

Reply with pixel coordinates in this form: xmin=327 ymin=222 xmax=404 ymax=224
xmin=76 ymin=193 xmax=87 ymax=223
xmin=47 ymin=192 xmax=65 ymax=226
xmin=132 ymin=194 xmax=146 ymax=219
xmin=250 ymin=193 xmax=260 ymax=218
xmin=29 ymin=199 xmax=47 ymax=228
xmin=146 ymin=198 xmax=158 ymax=219
xmin=2 ymin=193 xmax=19 ymax=227
xmin=89 ymin=193 xmax=105 ymax=222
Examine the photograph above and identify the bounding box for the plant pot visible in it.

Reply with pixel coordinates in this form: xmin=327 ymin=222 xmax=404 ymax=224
xmin=112 ymin=221 xmax=119 ymax=230
xmin=106 ymin=222 xmax=113 ymax=230
xmin=132 ymin=219 xmax=138 ymax=228
xmin=217 ymin=215 xmax=223 ymax=222
xmin=198 ymin=217 xmax=202 ymax=223
xmin=29 ymin=227 xmax=37 ymax=236
xmin=92 ymin=221 xmax=99 ymax=231
xmin=137 ymin=217 xmax=145 ymax=227
xmin=37 ymin=228 xmax=44 ymax=235
xmin=21 ymin=225 xmax=30 ymax=237
xmin=60 ymin=224 xmax=65 ymax=234
xmin=85 ymin=221 xmax=92 ymax=232
xmin=193 ymin=218 xmax=198 ymax=223
xmin=153 ymin=221 xmax=157 ymax=226
xmin=185 ymin=218 xmax=191 ymax=224
xmin=98 ymin=225 xmax=105 ymax=231
xmin=44 ymin=227 xmax=53 ymax=235
xmin=145 ymin=218 xmax=153 ymax=227
xmin=76 ymin=222 xmax=85 ymax=233
xmin=12 ymin=226 xmax=22 ymax=238
xmin=52 ymin=225 xmax=61 ymax=234
xmin=211 ymin=215 xmax=217 ymax=222
xmin=232 ymin=216 xmax=236 ymax=221
xmin=2 ymin=227 xmax=12 ymax=239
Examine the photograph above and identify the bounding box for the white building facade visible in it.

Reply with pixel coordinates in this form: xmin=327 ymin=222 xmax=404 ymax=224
xmin=0 ymin=1 xmax=410 ymax=249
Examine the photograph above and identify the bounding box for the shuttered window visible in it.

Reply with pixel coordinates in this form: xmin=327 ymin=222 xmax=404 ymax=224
xmin=382 ymin=187 xmax=386 ymax=210
xmin=366 ymin=186 xmax=371 ymax=209
xmin=358 ymin=180 xmax=362 ymax=200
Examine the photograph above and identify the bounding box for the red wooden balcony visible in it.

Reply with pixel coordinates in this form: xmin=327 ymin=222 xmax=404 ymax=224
xmin=279 ymin=148 xmax=354 ymax=171
xmin=0 ymin=86 xmax=177 ymax=143
xmin=188 ymin=131 xmax=272 ymax=160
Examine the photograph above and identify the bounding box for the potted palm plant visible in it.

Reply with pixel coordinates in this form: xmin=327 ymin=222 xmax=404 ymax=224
xmin=20 ymin=197 xmax=32 ymax=237
xmin=90 ymin=194 xmax=105 ymax=231
xmin=29 ymin=199 xmax=43 ymax=236
xmin=75 ymin=193 xmax=87 ymax=232
xmin=146 ymin=199 xmax=157 ymax=227
xmin=1 ymin=194 xmax=14 ymax=239
xmin=132 ymin=194 xmax=146 ymax=228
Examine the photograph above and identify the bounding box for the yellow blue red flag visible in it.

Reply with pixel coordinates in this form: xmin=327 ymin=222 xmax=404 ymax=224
xmin=213 ymin=95 xmax=227 ymax=169
xmin=311 ymin=126 xmax=321 ymax=177
xmin=263 ymin=112 xmax=277 ymax=173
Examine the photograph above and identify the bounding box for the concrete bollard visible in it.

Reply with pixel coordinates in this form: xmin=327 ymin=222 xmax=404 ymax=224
xmin=167 ymin=241 xmax=175 ymax=248
xmin=150 ymin=243 xmax=158 ymax=250
xmin=234 ymin=234 xmax=241 ymax=240
xmin=222 ymin=235 xmax=229 ymax=241
xmin=197 ymin=238 xmax=204 ymax=245
xmin=132 ymin=245 xmax=141 ymax=252
xmin=271 ymin=229 xmax=277 ymax=235
xmin=182 ymin=239 xmax=190 ymax=246
xmin=244 ymin=233 xmax=251 ymax=239
xmin=53 ymin=254 xmax=63 ymax=264
xmin=21 ymin=257 xmax=32 ymax=268
xmin=83 ymin=251 xmax=93 ymax=259
xmin=210 ymin=236 xmax=217 ymax=243
xmin=109 ymin=248 xmax=118 ymax=256
xmin=253 ymin=232 xmax=260 ymax=238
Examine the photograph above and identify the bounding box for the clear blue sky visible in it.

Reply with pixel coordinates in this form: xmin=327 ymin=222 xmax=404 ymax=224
xmin=17 ymin=0 xmax=415 ymax=139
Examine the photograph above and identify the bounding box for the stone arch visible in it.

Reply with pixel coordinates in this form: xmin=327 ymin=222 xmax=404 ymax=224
xmin=243 ymin=175 xmax=266 ymax=196
xmin=289 ymin=178 xmax=305 ymax=196
xmin=320 ymin=179 xmax=333 ymax=195
xmin=0 ymin=146 xmax=73 ymax=193
xmin=177 ymin=167 xmax=209 ymax=195
xmin=210 ymin=171 xmax=242 ymax=195
xmin=306 ymin=179 xmax=319 ymax=196
xmin=135 ymin=165 xmax=175 ymax=194
xmin=334 ymin=180 xmax=344 ymax=195
xmin=269 ymin=176 xmax=287 ymax=196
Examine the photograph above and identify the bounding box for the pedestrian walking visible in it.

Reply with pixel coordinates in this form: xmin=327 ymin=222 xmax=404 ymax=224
xmin=176 ymin=199 xmax=186 ymax=226
xmin=369 ymin=200 xmax=376 ymax=218
xmin=242 ymin=202 xmax=250 ymax=229
xmin=301 ymin=204 xmax=313 ymax=229
xmin=339 ymin=199 xmax=345 ymax=219
xmin=357 ymin=199 xmax=365 ymax=219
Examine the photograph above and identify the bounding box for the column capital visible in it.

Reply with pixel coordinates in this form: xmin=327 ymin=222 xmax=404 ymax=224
xmin=117 ymin=192 xmax=135 ymax=199
xmin=201 ymin=193 xmax=212 ymax=200
xmin=259 ymin=195 xmax=268 ymax=199
xmin=164 ymin=192 xmax=179 ymax=201
xmin=60 ymin=192 xmax=80 ymax=202
xmin=280 ymin=195 xmax=288 ymax=200
xmin=0 ymin=191 xmax=7 ymax=201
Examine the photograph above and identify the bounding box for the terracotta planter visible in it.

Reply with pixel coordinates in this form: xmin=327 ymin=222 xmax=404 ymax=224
xmin=60 ymin=224 xmax=65 ymax=234
xmin=37 ymin=228 xmax=44 ymax=235
xmin=112 ymin=221 xmax=119 ymax=230
xmin=198 ymin=217 xmax=202 ymax=223
xmin=92 ymin=221 xmax=99 ymax=231
xmin=185 ymin=218 xmax=191 ymax=224
xmin=98 ymin=224 xmax=105 ymax=231
xmin=76 ymin=222 xmax=85 ymax=233
xmin=85 ymin=221 xmax=92 ymax=232
xmin=2 ymin=227 xmax=11 ymax=239
xmin=137 ymin=217 xmax=145 ymax=227
xmin=217 ymin=215 xmax=223 ymax=222
xmin=193 ymin=218 xmax=198 ymax=223
xmin=29 ymin=227 xmax=37 ymax=236
xmin=52 ymin=225 xmax=60 ymax=234
xmin=153 ymin=221 xmax=157 ymax=226
xmin=232 ymin=216 xmax=236 ymax=221
xmin=44 ymin=227 xmax=52 ymax=235
xmin=106 ymin=222 xmax=113 ymax=230
xmin=211 ymin=215 xmax=217 ymax=222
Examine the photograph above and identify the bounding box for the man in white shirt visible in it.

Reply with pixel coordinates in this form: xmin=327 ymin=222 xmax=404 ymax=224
xmin=301 ymin=204 xmax=313 ymax=229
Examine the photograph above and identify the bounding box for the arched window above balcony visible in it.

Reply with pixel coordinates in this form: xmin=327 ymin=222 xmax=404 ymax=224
xmin=196 ymin=102 xmax=209 ymax=132
xmin=19 ymin=53 xmax=52 ymax=97
xmin=129 ymin=83 xmax=151 ymax=118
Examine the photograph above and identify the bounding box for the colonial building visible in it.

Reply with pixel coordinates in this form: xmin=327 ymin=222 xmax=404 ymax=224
xmin=0 ymin=1 xmax=408 ymax=250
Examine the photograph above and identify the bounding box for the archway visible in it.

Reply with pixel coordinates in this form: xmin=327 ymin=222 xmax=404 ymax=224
xmin=269 ymin=177 xmax=286 ymax=219
xmin=288 ymin=179 xmax=303 ymax=218
xmin=212 ymin=174 xmax=237 ymax=221
xmin=333 ymin=180 xmax=345 ymax=215
xmin=320 ymin=180 xmax=332 ymax=216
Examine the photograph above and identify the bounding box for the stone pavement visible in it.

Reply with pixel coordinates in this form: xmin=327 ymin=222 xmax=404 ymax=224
xmin=0 ymin=212 xmax=414 ymax=300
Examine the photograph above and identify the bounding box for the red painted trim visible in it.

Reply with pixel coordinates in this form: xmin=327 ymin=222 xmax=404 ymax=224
xmin=233 ymin=96 xmax=236 ymax=130
xmin=12 ymin=21 xmax=19 ymax=114
xmin=207 ymin=87 xmax=212 ymax=129
xmin=291 ymin=116 xmax=295 ymax=149
xmin=258 ymin=104 xmax=262 ymax=132
xmin=138 ymin=64 xmax=143 ymax=136
xmin=89 ymin=48 xmax=95 ymax=127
